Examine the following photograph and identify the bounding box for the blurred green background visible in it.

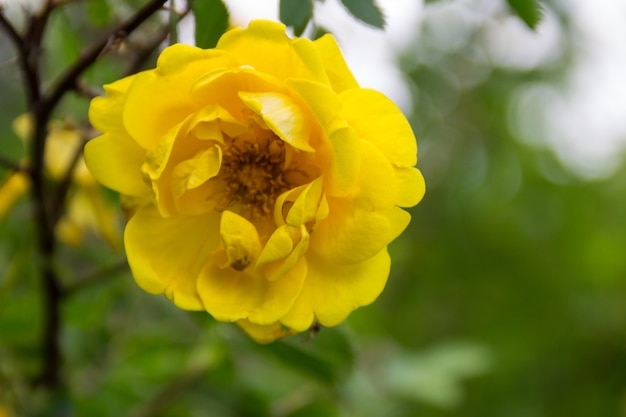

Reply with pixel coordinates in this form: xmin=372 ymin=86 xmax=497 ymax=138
xmin=1 ymin=0 xmax=626 ymax=416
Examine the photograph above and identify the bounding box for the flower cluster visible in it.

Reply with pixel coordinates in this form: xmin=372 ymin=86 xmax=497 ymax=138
xmin=85 ymin=20 xmax=425 ymax=342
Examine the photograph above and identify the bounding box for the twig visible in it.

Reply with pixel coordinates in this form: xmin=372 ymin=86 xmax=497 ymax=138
xmin=62 ymin=260 xmax=128 ymax=299
xmin=124 ymin=4 xmax=191 ymax=75
xmin=0 ymin=155 xmax=21 ymax=171
xmin=41 ymin=0 xmax=167 ymax=118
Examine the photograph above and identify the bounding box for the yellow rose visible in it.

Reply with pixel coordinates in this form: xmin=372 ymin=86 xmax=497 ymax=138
xmin=85 ymin=20 xmax=425 ymax=342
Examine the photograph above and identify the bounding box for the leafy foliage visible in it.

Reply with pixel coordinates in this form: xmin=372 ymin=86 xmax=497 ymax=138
xmin=192 ymin=0 xmax=230 ymax=48
xmin=279 ymin=0 xmax=314 ymax=36
xmin=507 ymin=0 xmax=544 ymax=29
xmin=339 ymin=0 xmax=385 ymax=29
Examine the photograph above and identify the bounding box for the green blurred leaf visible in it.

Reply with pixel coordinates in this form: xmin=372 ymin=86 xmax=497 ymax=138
xmin=280 ymin=0 xmax=313 ymax=36
xmin=312 ymin=25 xmax=329 ymax=40
xmin=48 ymin=11 xmax=82 ymax=65
xmin=287 ymin=401 xmax=340 ymax=417
xmin=259 ymin=327 xmax=354 ymax=384
xmin=339 ymin=0 xmax=385 ymax=29
xmin=384 ymin=342 xmax=492 ymax=409
xmin=87 ymin=0 xmax=111 ymax=27
xmin=507 ymin=0 xmax=544 ymax=29
xmin=192 ymin=0 xmax=229 ymax=49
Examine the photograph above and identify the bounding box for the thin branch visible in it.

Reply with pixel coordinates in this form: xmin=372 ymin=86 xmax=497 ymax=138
xmin=0 ymin=9 xmax=23 ymax=47
xmin=0 ymin=7 xmax=40 ymax=107
xmin=124 ymin=4 xmax=191 ymax=75
xmin=62 ymin=259 xmax=128 ymax=299
xmin=0 ymin=155 xmax=21 ymax=171
xmin=41 ymin=0 xmax=167 ymax=118
xmin=25 ymin=0 xmax=168 ymax=390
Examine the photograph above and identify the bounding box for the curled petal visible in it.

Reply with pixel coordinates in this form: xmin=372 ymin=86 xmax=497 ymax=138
xmin=219 ymin=211 xmax=262 ymax=271
xmin=239 ymin=92 xmax=314 ymax=152
xmin=258 ymin=225 xmax=309 ymax=282
xmin=285 ymin=177 xmax=324 ymax=226
xmin=171 ymin=145 xmax=222 ymax=199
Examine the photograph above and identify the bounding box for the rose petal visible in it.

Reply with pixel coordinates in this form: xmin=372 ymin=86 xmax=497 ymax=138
xmin=285 ymin=177 xmax=324 ymax=226
xmin=341 ymin=88 xmax=418 ymax=167
xmin=220 ymin=211 xmax=262 ymax=271
xmin=325 ymin=126 xmax=360 ymax=196
xmin=239 ymin=92 xmax=314 ymax=152
xmin=89 ymin=75 xmax=135 ymax=134
xmin=197 ymin=256 xmax=307 ymax=325
xmin=84 ymin=132 xmax=150 ymax=197
xmin=394 ymin=166 xmax=426 ymax=208
xmin=171 ymin=145 xmax=222 ymax=199
xmin=124 ymin=205 xmax=220 ymax=310
xmin=216 ymin=20 xmax=327 ymax=83
xmin=123 ymin=46 xmax=233 ymax=150
xmin=236 ymin=319 xmax=295 ymax=343
xmin=310 ymin=199 xmax=410 ymax=265
xmin=281 ymin=248 xmax=390 ymax=331
xmin=314 ymin=34 xmax=359 ymax=93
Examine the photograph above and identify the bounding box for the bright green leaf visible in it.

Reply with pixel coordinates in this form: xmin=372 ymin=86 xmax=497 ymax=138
xmin=507 ymin=0 xmax=544 ymax=29
xmin=87 ymin=0 xmax=111 ymax=27
xmin=280 ymin=0 xmax=313 ymax=36
xmin=192 ymin=0 xmax=230 ymax=49
xmin=339 ymin=0 xmax=385 ymax=29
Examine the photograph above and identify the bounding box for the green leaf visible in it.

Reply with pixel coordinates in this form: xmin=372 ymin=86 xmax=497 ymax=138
xmin=339 ymin=0 xmax=385 ymax=29
xmin=192 ymin=0 xmax=230 ymax=49
xmin=257 ymin=327 xmax=355 ymax=384
xmin=87 ymin=0 xmax=111 ymax=27
xmin=507 ymin=0 xmax=544 ymax=29
xmin=280 ymin=0 xmax=314 ymax=36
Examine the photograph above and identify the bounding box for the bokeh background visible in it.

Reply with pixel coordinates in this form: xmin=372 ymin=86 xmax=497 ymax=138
xmin=1 ymin=0 xmax=626 ymax=416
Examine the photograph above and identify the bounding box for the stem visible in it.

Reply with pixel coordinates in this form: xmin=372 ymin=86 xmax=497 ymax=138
xmin=42 ymin=0 xmax=167 ymax=115
xmin=2 ymin=0 xmax=169 ymax=389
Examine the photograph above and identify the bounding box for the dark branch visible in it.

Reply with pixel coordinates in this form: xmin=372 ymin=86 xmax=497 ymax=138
xmin=42 ymin=0 xmax=167 ymax=117
xmin=24 ymin=0 xmax=168 ymax=390
xmin=0 ymin=8 xmax=23 ymax=47
xmin=0 ymin=7 xmax=41 ymax=107
xmin=0 ymin=154 xmax=21 ymax=171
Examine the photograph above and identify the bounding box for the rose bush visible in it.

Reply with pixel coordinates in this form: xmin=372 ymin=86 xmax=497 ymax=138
xmin=85 ymin=20 xmax=425 ymax=342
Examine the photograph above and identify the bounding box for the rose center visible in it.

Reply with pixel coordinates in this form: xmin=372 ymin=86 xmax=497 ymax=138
xmin=219 ymin=134 xmax=293 ymax=217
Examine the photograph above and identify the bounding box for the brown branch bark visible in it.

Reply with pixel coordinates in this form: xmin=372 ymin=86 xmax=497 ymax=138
xmin=1 ymin=0 xmax=169 ymax=390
